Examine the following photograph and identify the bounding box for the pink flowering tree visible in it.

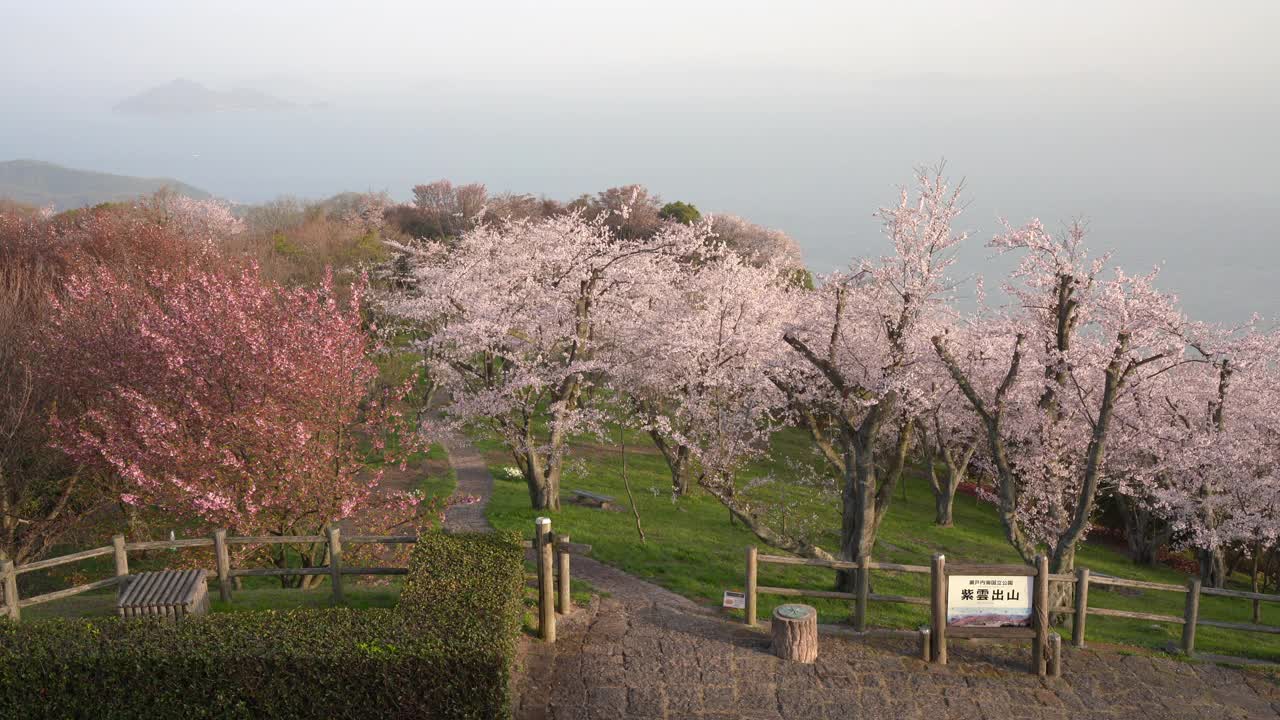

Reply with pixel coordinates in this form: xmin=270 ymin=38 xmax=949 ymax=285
xmin=1141 ymin=325 xmax=1280 ymax=587
xmin=778 ymin=169 xmax=967 ymax=584
xmin=0 ymin=201 xmax=239 ymax=566
xmin=384 ymin=211 xmax=704 ymax=510
xmin=141 ymin=191 xmax=245 ymax=250
xmin=38 ymin=264 xmax=423 ymax=586
xmin=932 ymin=220 xmax=1187 ymax=599
xmin=611 ymin=249 xmax=834 ymax=553
xmin=915 ymin=343 xmax=984 ymax=527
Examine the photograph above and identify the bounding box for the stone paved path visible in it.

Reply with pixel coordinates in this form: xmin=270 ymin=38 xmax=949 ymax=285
xmin=440 ymin=431 xmax=495 ymax=534
xmin=519 ymin=595 xmax=1280 ymax=719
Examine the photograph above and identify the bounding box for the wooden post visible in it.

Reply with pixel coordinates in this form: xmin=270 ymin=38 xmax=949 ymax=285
xmin=536 ymin=518 xmax=555 ymax=642
xmin=327 ymin=526 xmax=344 ymax=603
xmin=1182 ymin=577 xmax=1201 ymax=656
xmin=745 ymin=546 xmax=758 ymax=627
xmin=112 ymin=534 xmax=129 ymax=599
xmin=556 ymin=532 xmax=571 ymax=615
xmin=770 ymin=604 xmax=818 ymax=663
xmin=1048 ymin=632 xmax=1062 ymax=678
xmin=854 ymin=554 xmax=870 ymax=632
xmin=1 ymin=560 xmax=18 ymax=621
xmin=1072 ymin=567 xmax=1089 ymax=648
xmin=930 ymin=554 xmax=946 ymax=664
xmin=1033 ymin=555 xmax=1049 ymax=676
xmin=213 ymin=529 xmax=232 ymax=603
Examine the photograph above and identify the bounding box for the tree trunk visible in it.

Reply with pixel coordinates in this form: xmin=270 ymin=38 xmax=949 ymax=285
xmin=522 ymin=447 xmax=562 ymax=511
xmin=1251 ymin=540 xmax=1263 ymax=624
xmin=836 ymin=432 xmax=875 ymax=591
xmin=935 ymin=491 xmax=955 ymax=528
xmin=649 ymin=429 xmax=692 ymax=497
xmin=1199 ymin=547 xmax=1227 ymax=589
xmin=1047 ymin=543 xmax=1076 ymax=620
xmin=1118 ymin=494 xmax=1169 ymax=566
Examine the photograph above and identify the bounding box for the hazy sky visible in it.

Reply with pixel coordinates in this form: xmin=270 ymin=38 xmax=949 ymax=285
xmin=6 ymin=1 xmax=1278 ymax=92
xmin=3 ymin=1 xmax=1279 ymax=322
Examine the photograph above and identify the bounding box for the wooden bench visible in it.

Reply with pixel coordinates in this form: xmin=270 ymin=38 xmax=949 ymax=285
xmin=117 ymin=569 xmax=209 ymax=621
xmin=568 ymin=489 xmax=616 ymax=509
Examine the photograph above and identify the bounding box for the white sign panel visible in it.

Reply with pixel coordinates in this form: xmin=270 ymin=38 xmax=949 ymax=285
xmin=722 ymin=590 xmax=746 ymax=609
xmin=947 ymin=576 xmax=1033 ymax=628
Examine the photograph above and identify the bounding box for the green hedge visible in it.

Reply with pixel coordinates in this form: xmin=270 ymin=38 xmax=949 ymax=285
xmin=0 ymin=532 xmax=527 ymax=720
xmin=399 ymin=530 xmax=527 ymax=716
xmin=400 ymin=530 xmax=526 ymax=637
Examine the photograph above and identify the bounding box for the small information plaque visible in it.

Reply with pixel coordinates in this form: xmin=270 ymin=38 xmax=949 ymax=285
xmin=947 ymin=575 xmax=1033 ymax=627
xmin=722 ymin=590 xmax=746 ymax=609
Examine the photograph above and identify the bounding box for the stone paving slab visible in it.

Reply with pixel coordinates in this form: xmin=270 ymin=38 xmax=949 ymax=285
xmin=517 ymin=595 xmax=1280 ymax=720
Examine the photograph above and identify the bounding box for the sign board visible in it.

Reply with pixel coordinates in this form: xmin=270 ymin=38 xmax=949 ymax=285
xmin=946 ymin=575 xmax=1033 ymax=627
xmin=722 ymin=590 xmax=746 ymax=609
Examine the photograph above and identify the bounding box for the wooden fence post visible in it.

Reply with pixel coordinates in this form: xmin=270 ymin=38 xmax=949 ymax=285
xmin=536 ymin=518 xmax=555 ymax=642
xmin=213 ymin=529 xmax=232 ymax=603
xmin=1 ymin=560 xmax=18 ymax=621
xmin=1048 ymin=633 xmax=1062 ymax=678
xmin=327 ymin=526 xmax=344 ymax=603
xmin=930 ymin=554 xmax=946 ymax=664
xmin=112 ymin=535 xmax=129 ymax=599
xmin=556 ymin=533 xmax=571 ymax=615
xmin=1072 ymin=567 xmax=1089 ymax=648
xmin=745 ymin=546 xmax=758 ymax=627
xmin=1033 ymin=555 xmax=1049 ymax=676
xmin=1182 ymin=577 xmax=1201 ymax=656
xmin=855 ymin=554 xmax=870 ymax=632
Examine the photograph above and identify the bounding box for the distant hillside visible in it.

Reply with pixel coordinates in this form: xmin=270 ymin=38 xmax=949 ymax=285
xmin=115 ymin=79 xmax=297 ymax=115
xmin=0 ymin=159 xmax=211 ymax=210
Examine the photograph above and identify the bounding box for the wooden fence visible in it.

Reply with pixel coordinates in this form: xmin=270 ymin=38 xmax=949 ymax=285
xmin=1 ymin=520 xmax=584 ymax=642
xmin=745 ymin=547 xmax=929 ymax=634
xmin=744 ymin=546 xmax=1280 ymax=663
xmin=0 ymin=527 xmax=417 ymax=620
xmin=1051 ymin=568 xmax=1280 ymax=658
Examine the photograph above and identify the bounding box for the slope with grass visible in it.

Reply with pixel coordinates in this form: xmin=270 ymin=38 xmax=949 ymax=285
xmin=478 ymin=425 xmax=1280 ymax=663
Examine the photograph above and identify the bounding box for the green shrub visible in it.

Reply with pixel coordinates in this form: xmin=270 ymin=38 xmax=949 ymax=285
xmin=658 ymin=200 xmax=701 ymax=224
xmin=0 ymin=533 xmax=527 ymax=719
xmin=400 ymin=530 xmax=526 ymax=644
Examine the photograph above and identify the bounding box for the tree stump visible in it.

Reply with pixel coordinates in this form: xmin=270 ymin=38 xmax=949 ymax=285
xmin=771 ymin=603 xmax=818 ymax=663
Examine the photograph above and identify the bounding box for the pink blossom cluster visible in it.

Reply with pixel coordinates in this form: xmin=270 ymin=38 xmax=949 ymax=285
xmin=39 ymin=263 xmax=421 ymax=538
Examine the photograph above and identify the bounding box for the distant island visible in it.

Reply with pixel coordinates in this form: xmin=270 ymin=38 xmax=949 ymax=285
xmin=114 ymin=78 xmax=300 ymax=115
xmin=0 ymin=159 xmax=211 ymax=210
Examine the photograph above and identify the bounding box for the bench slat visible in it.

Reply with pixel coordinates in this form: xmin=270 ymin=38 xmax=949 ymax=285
xmin=119 ymin=570 xmax=207 ymax=614
xmin=569 ymin=489 xmax=615 ymax=502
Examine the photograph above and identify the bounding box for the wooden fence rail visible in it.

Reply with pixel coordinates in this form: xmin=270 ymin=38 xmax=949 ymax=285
xmin=747 ymin=550 xmax=931 ymax=632
xmin=747 ymin=546 xmax=1280 ymax=664
xmin=1 ymin=520 xmax=586 ymax=646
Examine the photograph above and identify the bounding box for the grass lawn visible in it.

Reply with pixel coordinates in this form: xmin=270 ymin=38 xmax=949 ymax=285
xmin=479 ymin=424 xmax=1280 ymax=663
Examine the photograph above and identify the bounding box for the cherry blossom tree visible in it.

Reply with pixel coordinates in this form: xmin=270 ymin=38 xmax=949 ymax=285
xmin=609 ymin=248 xmax=837 ymax=554
xmin=707 ymin=213 xmax=804 ymax=270
xmin=384 ymin=211 xmax=704 ymax=510
xmin=915 ymin=362 xmax=983 ymax=527
xmin=932 ymin=220 xmax=1187 ymax=593
xmin=780 ymin=169 xmax=967 ymax=583
xmin=1142 ymin=324 xmax=1280 ymax=586
xmin=38 ymin=264 xmax=422 ymax=585
xmin=140 ymin=191 xmax=245 ymax=250
xmin=0 ymin=201 xmax=231 ymax=565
